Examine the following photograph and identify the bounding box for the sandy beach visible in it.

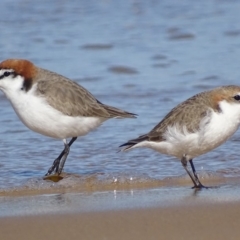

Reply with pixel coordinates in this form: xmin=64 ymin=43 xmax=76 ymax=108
xmin=1 ymin=201 xmax=240 ymax=240
xmin=1 ymin=178 xmax=240 ymax=240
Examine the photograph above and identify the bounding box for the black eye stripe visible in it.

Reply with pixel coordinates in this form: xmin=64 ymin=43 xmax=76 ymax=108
xmin=0 ymin=70 xmax=14 ymax=79
xmin=233 ymin=95 xmax=240 ymax=101
xmin=4 ymin=71 xmax=11 ymax=77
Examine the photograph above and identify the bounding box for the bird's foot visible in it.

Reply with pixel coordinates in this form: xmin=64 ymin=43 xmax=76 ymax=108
xmin=191 ymin=183 xmax=219 ymax=190
xmin=192 ymin=183 xmax=208 ymax=189
xmin=45 ymin=157 xmax=61 ymax=176
xmin=43 ymin=173 xmax=63 ymax=182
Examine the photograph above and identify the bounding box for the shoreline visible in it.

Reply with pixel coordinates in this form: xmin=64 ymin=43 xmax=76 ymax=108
xmin=1 ymin=176 xmax=240 ymax=239
xmin=1 ymin=201 xmax=240 ymax=240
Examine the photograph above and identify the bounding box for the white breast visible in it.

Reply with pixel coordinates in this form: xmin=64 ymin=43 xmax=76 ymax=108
xmin=198 ymin=100 xmax=240 ymax=153
xmin=3 ymin=83 xmax=105 ymax=139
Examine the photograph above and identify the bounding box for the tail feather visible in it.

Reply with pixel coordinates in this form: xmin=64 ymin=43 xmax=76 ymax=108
xmin=120 ymin=134 xmax=149 ymax=151
xmin=101 ymin=102 xmax=137 ymax=119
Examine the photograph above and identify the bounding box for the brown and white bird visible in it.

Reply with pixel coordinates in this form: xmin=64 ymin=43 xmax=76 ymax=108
xmin=120 ymin=86 xmax=240 ymax=189
xmin=0 ymin=59 xmax=136 ymax=177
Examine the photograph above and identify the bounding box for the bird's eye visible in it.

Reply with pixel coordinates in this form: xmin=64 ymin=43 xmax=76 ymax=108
xmin=234 ymin=95 xmax=240 ymax=101
xmin=3 ymin=71 xmax=11 ymax=77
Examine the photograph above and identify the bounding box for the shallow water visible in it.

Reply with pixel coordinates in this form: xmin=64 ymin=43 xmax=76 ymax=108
xmin=0 ymin=0 xmax=240 ymax=194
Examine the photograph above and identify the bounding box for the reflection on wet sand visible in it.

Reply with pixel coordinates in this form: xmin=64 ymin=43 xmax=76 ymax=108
xmin=0 ymin=178 xmax=240 ymax=217
xmin=0 ymin=170 xmax=232 ymax=198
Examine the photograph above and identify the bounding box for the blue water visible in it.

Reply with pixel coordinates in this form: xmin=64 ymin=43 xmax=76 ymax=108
xmin=0 ymin=0 xmax=240 ymax=191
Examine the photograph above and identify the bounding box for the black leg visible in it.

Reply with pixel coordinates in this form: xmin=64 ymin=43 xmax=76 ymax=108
xmin=55 ymin=143 xmax=70 ymax=174
xmin=181 ymin=156 xmax=207 ymax=189
xmin=181 ymin=156 xmax=198 ymax=188
xmin=45 ymin=137 xmax=77 ymax=176
xmin=189 ymin=159 xmax=207 ymax=189
xmin=57 ymin=137 xmax=77 ymax=175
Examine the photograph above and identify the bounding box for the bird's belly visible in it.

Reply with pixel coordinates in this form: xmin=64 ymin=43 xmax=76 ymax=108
xmin=140 ymin=132 xmax=223 ymax=160
xmin=144 ymin=132 xmax=201 ymax=159
xmin=24 ymin=113 xmax=104 ymax=139
xmin=10 ymin=94 xmax=105 ymax=139
xmin=143 ymin=116 xmax=239 ymax=160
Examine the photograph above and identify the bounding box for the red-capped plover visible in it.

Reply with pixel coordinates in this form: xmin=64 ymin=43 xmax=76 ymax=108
xmin=120 ymin=86 xmax=240 ymax=188
xmin=0 ymin=59 xmax=136 ymax=177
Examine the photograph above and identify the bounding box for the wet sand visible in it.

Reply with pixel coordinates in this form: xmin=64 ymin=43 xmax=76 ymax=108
xmin=1 ymin=178 xmax=240 ymax=240
xmin=1 ymin=201 xmax=240 ymax=240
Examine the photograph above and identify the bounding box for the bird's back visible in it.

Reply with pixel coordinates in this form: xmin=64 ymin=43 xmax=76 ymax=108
xmin=35 ymin=68 xmax=136 ymax=119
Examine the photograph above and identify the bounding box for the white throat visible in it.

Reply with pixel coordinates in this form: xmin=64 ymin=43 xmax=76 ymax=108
xmin=0 ymin=74 xmax=26 ymax=100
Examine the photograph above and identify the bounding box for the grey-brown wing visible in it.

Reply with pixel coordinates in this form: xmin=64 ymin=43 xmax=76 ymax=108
xmin=147 ymin=93 xmax=212 ymax=141
xmin=35 ymin=72 xmax=112 ymax=117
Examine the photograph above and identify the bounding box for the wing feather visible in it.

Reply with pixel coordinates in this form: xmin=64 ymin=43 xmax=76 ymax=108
xmin=35 ymin=68 xmax=136 ymax=118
